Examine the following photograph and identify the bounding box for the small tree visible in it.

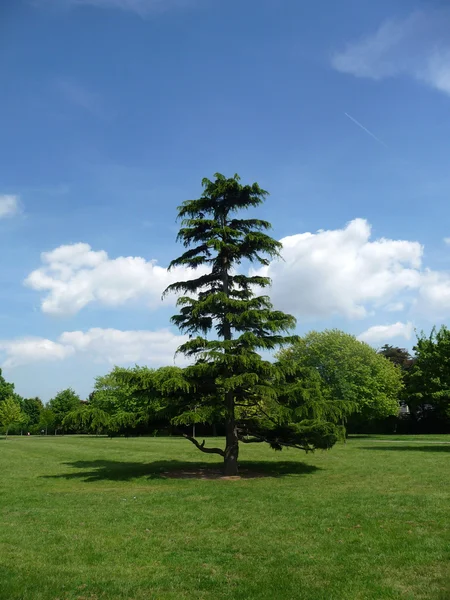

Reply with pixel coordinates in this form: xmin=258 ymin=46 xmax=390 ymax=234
xmin=0 ymin=397 xmax=24 ymax=438
xmin=22 ymin=397 xmax=44 ymax=427
xmin=48 ymin=388 xmax=81 ymax=433
xmin=39 ymin=408 xmax=56 ymax=435
xmin=163 ymin=173 xmax=338 ymax=475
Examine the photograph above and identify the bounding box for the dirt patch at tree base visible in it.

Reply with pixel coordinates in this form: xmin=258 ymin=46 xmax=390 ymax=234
xmin=161 ymin=468 xmax=268 ymax=480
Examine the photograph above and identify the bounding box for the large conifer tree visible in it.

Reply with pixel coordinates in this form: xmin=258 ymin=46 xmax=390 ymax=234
xmin=164 ymin=173 xmax=337 ymax=475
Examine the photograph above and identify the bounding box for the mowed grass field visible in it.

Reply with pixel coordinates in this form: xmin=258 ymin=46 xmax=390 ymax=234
xmin=1 ymin=435 xmax=449 ymax=600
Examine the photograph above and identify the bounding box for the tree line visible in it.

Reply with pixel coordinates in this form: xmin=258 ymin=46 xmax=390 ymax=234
xmin=1 ymin=327 xmax=449 ymax=438
xmin=1 ymin=174 xmax=449 ymax=473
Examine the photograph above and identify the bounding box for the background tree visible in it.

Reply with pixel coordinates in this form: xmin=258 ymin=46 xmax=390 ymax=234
xmin=0 ymin=369 xmax=15 ymax=403
xmin=378 ymin=345 xmax=415 ymax=370
xmin=0 ymin=397 xmax=24 ymax=438
xmin=22 ymin=397 xmax=44 ymax=428
xmin=405 ymin=326 xmax=450 ymax=431
xmin=277 ymin=330 xmax=403 ymax=435
xmin=163 ymin=173 xmax=338 ymax=475
xmin=39 ymin=408 xmax=56 ymax=435
xmin=48 ymin=388 xmax=82 ymax=433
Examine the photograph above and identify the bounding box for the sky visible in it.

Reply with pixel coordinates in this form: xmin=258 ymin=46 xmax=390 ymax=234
xmin=1 ymin=0 xmax=450 ymax=401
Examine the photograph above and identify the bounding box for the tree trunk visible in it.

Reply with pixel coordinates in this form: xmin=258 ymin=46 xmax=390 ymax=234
xmin=224 ymin=391 xmax=239 ymax=476
xmin=221 ymin=227 xmax=239 ymax=476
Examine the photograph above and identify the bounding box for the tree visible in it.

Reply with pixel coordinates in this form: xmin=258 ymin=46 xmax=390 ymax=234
xmin=0 ymin=369 xmax=15 ymax=403
xmin=39 ymin=408 xmax=56 ymax=435
xmin=48 ymin=388 xmax=81 ymax=432
xmin=22 ymin=397 xmax=44 ymax=427
xmin=378 ymin=345 xmax=415 ymax=370
xmin=406 ymin=326 xmax=450 ymax=430
xmin=277 ymin=330 xmax=403 ymax=430
xmin=0 ymin=397 xmax=24 ymax=438
xmin=163 ymin=173 xmax=338 ymax=475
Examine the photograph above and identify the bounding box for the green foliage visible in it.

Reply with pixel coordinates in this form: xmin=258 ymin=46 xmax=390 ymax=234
xmin=0 ymin=396 xmax=24 ymax=437
xmin=38 ymin=408 xmax=56 ymax=434
xmin=278 ymin=330 xmax=403 ymax=425
xmin=0 ymin=368 xmax=15 ymax=403
xmin=378 ymin=345 xmax=415 ymax=370
xmin=407 ymin=326 xmax=450 ymax=423
xmin=63 ymin=406 xmax=112 ymax=435
xmin=48 ymin=388 xmax=81 ymax=430
xmin=22 ymin=397 xmax=44 ymax=426
xmin=164 ymin=173 xmax=338 ymax=473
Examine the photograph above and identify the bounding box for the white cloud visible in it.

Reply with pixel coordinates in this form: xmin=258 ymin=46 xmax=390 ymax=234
xmin=0 ymin=195 xmax=21 ymax=219
xmin=357 ymin=321 xmax=413 ymax=345
xmin=255 ymin=218 xmax=422 ymax=319
xmin=25 ymin=243 xmax=204 ymax=316
xmin=415 ymin=270 xmax=450 ymax=318
xmin=444 ymin=237 xmax=450 ymax=246
xmin=332 ymin=9 xmax=450 ymax=96
xmin=0 ymin=328 xmax=187 ymax=369
xmin=27 ymin=218 xmax=450 ymax=323
xmin=0 ymin=338 xmax=74 ymax=369
xmin=59 ymin=328 xmax=187 ymax=364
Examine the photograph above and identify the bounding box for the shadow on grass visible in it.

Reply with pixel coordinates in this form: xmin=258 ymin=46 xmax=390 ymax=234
xmin=42 ymin=459 xmax=321 ymax=482
xmin=362 ymin=445 xmax=450 ymax=453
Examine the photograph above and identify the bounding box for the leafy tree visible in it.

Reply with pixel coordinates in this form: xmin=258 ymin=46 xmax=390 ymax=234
xmin=48 ymin=388 xmax=81 ymax=432
xmin=22 ymin=397 xmax=44 ymax=426
xmin=406 ymin=326 xmax=450 ymax=428
xmin=63 ymin=406 xmax=112 ymax=435
xmin=0 ymin=369 xmax=15 ymax=403
xmin=0 ymin=397 xmax=24 ymax=438
xmin=277 ymin=330 xmax=403 ymax=431
xmin=378 ymin=345 xmax=415 ymax=370
xmin=39 ymin=408 xmax=56 ymax=435
xmin=163 ymin=173 xmax=338 ymax=475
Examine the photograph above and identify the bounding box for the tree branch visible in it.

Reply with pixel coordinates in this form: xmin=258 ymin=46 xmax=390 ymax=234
xmin=237 ymin=432 xmax=309 ymax=452
xmin=182 ymin=434 xmax=225 ymax=456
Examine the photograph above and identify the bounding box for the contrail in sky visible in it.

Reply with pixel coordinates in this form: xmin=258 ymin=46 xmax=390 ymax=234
xmin=344 ymin=112 xmax=388 ymax=147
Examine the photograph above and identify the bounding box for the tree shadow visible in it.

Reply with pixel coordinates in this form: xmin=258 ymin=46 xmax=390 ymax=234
xmin=361 ymin=445 xmax=450 ymax=453
xmin=42 ymin=459 xmax=320 ymax=482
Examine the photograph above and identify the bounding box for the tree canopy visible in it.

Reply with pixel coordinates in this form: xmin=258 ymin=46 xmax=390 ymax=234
xmin=0 ymin=397 xmax=24 ymax=438
xmin=405 ymin=326 xmax=450 ymax=429
xmin=277 ymin=330 xmax=403 ymax=428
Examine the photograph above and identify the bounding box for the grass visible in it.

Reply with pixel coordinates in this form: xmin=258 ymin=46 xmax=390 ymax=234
xmin=1 ymin=435 xmax=449 ymax=600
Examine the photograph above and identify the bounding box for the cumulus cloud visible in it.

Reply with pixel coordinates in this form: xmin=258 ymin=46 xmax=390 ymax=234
xmin=59 ymin=328 xmax=187 ymax=364
xmin=255 ymin=218 xmax=422 ymax=319
xmin=27 ymin=218 xmax=450 ymax=322
xmin=357 ymin=321 xmax=413 ymax=345
xmin=0 ymin=195 xmax=21 ymax=219
xmin=415 ymin=270 xmax=450 ymax=318
xmin=332 ymin=9 xmax=450 ymax=96
xmin=24 ymin=243 xmax=204 ymax=316
xmin=0 ymin=328 xmax=187 ymax=369
xmin=0 ymin=338 xmax=74 ymax=369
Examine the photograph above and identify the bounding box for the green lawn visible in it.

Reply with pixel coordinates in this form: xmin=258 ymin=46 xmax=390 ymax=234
xmin=1 ymin=435 xmax=449 ymax=600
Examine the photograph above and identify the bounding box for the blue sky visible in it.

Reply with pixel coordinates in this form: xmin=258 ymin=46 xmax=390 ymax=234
xmin=2 ymin=0 xmax=450 ymax=401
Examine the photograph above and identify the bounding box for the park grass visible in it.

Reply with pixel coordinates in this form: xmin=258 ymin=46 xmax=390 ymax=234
xmin=1 ymin=435 xmax=449 ymax=600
